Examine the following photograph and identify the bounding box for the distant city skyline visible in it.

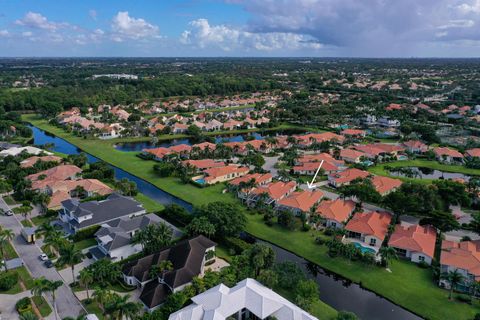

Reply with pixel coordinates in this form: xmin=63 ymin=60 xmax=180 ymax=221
xmin=2 ymin=0 xmax=480 ymax=57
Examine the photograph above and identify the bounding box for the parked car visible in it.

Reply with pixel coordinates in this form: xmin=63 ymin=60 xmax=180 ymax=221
xmin=5 ymin=210 xmax=13 ymax=216
xmin=44 ymin=259 xmax=54 ymax=268
xmin=39 ymin=253 xmax=48 ymax=261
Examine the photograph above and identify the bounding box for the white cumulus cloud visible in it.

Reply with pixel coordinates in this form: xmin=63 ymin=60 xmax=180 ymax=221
xmin=180 ymin=18 xmax=322 ymax=52
xmin=15 ymin=12 xmax=60 ymax=31
xmin=111 ymin=11 xmax=159 ymax=42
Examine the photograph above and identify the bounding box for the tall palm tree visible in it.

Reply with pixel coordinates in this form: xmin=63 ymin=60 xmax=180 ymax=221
xmin=379 ymin=246 xmax=398 ymax=268
xmin=43 ymin=228 xmax=65 ymax=256
xmin=31 ymin=277 xmax=49 ymax=303
xmin=93 ymin=288 xmax=112 ymax=315
xmin=57 ymin=243 xmax=85 ymax=285
xmin=79 ymin=269 xmax=93 ymax=300
xmin=443 ymin=269 xmax=464 ymax=300
xmin=48 ymin=279 xmax=63 ymax=320
xmin=0 ymin=228 xmax=14 ymax=271
xmin=106 ymin=294 xmax=142 ymax=320
xmin=35 ymin=278 xmax=63 ymax=320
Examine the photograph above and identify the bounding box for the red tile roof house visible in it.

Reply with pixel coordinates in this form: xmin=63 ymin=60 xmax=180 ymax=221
xmin=20 ymin=155 xmax=62 ymax=168
xmin=439 ymin=240 xmax=480 ymax=290
xmin=275 ymin=190 xmax=324 ymax=216
xmin=192 ymin=142 xmax=217 ymax=152
xmin=371 ymin=176 xmax=403 ymax=196
xmin=340 ymin=129 xmax=367 ymax=139
xmin=27 ymin=165 xmax=83 ymax=193
xmin=229 ymin=173 xmax=273 ymax=199
xmin=433 ymin=147 xmax=464 ymax=164
xmin=182 ymin=159 xmax=225 ymax=172
xmin=344 ymin=211 xmax=393 ymax=250
xmin=293 ymin=161 xmax=343 ymax=176
xmin=172 ymin=123 xmax=189 ymax=134
xmin=388 ymin=224 xmax=436 ymax=265
xmin=246 ymin=181 xmax=297 ymax=206
xmin=295 ymin=132 xmax=345 ymax=148
xmin=339 ymin=148 xmax=366 ymax=163
xmin=196 ymin=165 xmax=249 ymax=185
xmin=402 ymin=140 xmax=429 ymax=154
xmin=315 ymin=199 xmax=356 ymax=229
xmin=142 ymin=147 xmax=171 ymax=161
xmin=466 ymin=148 xmax=480 ymax=159
xmin=352 ymin=143 xmax=405 ymax=160
xmin=328 ymin=168 xmax=370 ymax=188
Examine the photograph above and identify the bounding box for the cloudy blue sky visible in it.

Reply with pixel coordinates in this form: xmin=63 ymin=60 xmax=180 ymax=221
xmin=2 ymin=0 xmax=480 ymax=57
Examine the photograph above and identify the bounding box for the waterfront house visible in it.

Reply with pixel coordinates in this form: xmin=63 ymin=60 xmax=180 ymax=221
xmin=344 ymin=211 xmax=392 ymax=249
xmin=402 ymin=140 xmax=428 ymax=154
xmin=388 ymin=224 xmax=436 ymax=265
xmin=247 ymin=181 xmax=297 ymax=206
xmin=316 ymin=199 xmax=356 ymax=229
xmin=275 ymin=190 xmax=324 ymax=215
xmin=339 ymin=148 xmax=366 ymax=163
xmin=439 ymin=240 xmax=480 ymax=290
xmin=433 ymin=147 xmax=464 ymax=164
xmin=20 ymin=155 xmax=62 ymax=168
xmin=371 ymin=176 xmax=402 ymax=196
xmin=198 ymin=165 xmax=249 ymax=185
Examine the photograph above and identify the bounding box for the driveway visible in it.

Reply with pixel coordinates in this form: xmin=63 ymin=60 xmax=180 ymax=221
xmin=0 ymin=196 xmax=85 ymax=319
xmin=262 ymin=156 xmax=280 ymax=177
xmin=58 ymin=258 xmax=95 ymax=285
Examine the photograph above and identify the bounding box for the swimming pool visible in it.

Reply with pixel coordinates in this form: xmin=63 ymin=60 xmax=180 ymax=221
xmin=353 ymin=242 xmax=377 ymax=254
xmin=195 ymin=178 xmax=206 ymax=185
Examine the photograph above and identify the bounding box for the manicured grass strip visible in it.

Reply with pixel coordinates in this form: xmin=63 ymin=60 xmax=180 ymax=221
xmin=74 ymin=238 xmax=97 ymax=251
xmin=83 ymin=300 xmax=104 ymax=320
xmin=3 ymin=241 xmax=19 ymax=259
xmin=20 ymin=219 xmax=33 ymax=227
xmin=134 ymin=192 xmax=165 ymax=212
xmin=31 ymin=214 xmax=55 ymax=227
xmin=31 ymin=295 xmax=52 ymax=317
xmin=275 ymin=287 xmax=337 ymax=320
xmin=3 ymin=195 xmax=16 ymax=205
xmin=245 ymin=213 xmax=480 ymax=320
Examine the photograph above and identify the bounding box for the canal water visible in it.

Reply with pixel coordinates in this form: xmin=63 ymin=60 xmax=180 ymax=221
xmin=389 ymin=166 xmax=472 ymax=181
xmin=30 ymin=125 xmax=422 ymax=320
xmin=114 ymin=132 xmax=266 ymax=152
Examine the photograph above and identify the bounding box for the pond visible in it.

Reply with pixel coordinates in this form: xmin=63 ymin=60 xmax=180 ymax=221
xmin=30 ymin=125 xmax=421 ymax=320
xmin=388 ymin=166 xmax=472 ymax=181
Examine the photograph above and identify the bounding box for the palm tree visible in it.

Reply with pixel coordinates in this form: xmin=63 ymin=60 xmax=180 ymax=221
xmin=31 ymin=277 xmax=49 ymax=303
xmin=57 ymin=243 xmax=85 ymax=285
xmin=379 ymin=246 xmax=398 ymax=268
xmin=36 ymin=278 xmax=63 ymax=320
xmin=93 ymin=288 xmax=112 ymax=315
xmin=469 ymin=281 xmax=480 ymax=304
xmin=79 ymin=269 xmax=93 ymax=300
xmin=443 ymin=269 xmax=464 ymax=300
xmin=106 ymin=294 xmax=142 ymax=320
xmin=0 ymin=228 xmax=14 ymax=271
xmin=43 ymin=229 xmax=65 ymax=257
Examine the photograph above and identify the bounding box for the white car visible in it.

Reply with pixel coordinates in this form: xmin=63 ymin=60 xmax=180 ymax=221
xmin=5 ymin=210 xmax=13 ymax=216
xmin=39 ymin=253 xmax=48 ymax=261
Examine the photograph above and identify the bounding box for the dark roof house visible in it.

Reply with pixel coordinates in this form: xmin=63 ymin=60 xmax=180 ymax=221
xmin=122 ymin=235 xmax=217 ymax=309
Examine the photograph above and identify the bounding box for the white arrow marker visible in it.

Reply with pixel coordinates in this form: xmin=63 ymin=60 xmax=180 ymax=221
xmin=306 ymin=160 xmax=324 ymax=189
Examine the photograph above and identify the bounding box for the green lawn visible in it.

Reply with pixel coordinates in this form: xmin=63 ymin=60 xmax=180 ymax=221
xmin=245 ymin=213 xmax=480 ymax=320
xmin=3 ymin=195 xmax=16 ymax=205
xmin=20 ymin=219 xmax=33 ymax=227
xmin=3 ymin=241 xmax=18 ymax=259
xmin=83 ymin=299 xmax=104 ymax=320
xmin=31 ymin=295 xmax=52 ymax=317
xmin=24 ymin=114 xmax=480 ymax=320
xmin=134 ymin=192 xmax=165 ymax=212
xmin=31 ymin=214 xmax=55 ymax=227
xmin=74 ymin=238 xmax=97 ymax=251
xmin=1 ymin=266 xmax=34 ymax=294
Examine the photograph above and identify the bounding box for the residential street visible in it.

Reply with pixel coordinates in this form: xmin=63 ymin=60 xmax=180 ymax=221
xmin=0 ymin=197 xmax=85 ymax=319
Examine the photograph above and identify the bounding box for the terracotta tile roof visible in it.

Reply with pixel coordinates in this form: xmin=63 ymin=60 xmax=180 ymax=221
xmin=296 ymin=132 xmax=345 ymax=145
xmin=339 ymin=148 xmax=365 ymax=160
xmin=20 ymin=155 xmax=62 ymax=168
xmin=251 ymin=181 xmax=297 ymax=201
xmin=402 ymin=140 xmax=428 ymax=151
xmin=316 ymin=199 xmax=356 ymax=223
xmin=297 ymin=153 xmax=344 ymax=166
xmin=329 ymin=168 xmax=370 ymax=185
xmin=48 ymin=190 xmax=71 ymax=209
xmin=192 ymin=142 xmax=217 ymax=151
xmin=143 ymin=147 xmax=171 ymax=159
xmin=466 ymin=148 xmax=480 ymax=158
xmin=182 ymin=159 xmax=225 ymax=170
xmin=340 ymin=129 xmax=366 ymax=136
xmin=229 ymin=173 xmax=272 ymax=186
xmin=386 ymin=103 xmax=403 ymax=111
xmin=353 ymin=143 xmax=404 ymax=156
xmin=441 ymin=240 xmax=480 ymax=277
xmin=433 ymin=147 xmax=464 ymax=158
xmin=293 ymin=161 xmax=339 ymax=173
xmin=345 ymin=211 xmax=392 ymax=240
xmin=27 ymin=165 xmax=82 ymax=182
xmin=371 ymin=176 xmax=402 ymax=195
xmin=277 ymin=190 xmax=324 ymax=212
xmin=169 ymin=144 xmax=192 ymax=153
xmin=204 ymin=165 xmax=249 ymax=182
xmin=389 ymin=224 xmax=436 ymax=258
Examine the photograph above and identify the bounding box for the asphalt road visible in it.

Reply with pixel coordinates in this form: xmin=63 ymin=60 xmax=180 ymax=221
xmin=0 ymin=197 xmax=84 ymax=319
